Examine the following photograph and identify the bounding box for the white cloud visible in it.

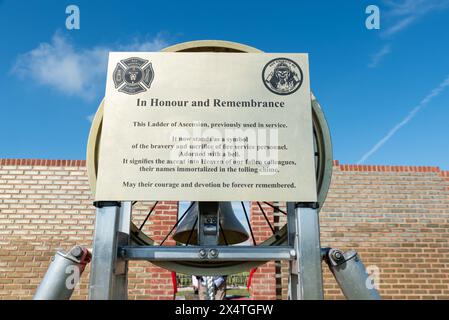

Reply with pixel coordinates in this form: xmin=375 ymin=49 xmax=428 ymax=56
xmin=368 ymin=44 xmax=391 ymax=68
xmin=382 ymin=15 xmax=416 ymax=37
xmin=12 ymin=32 xmax=169 ymax=101
xmin=357 ymin=74 xmax=449 ymax=164
xmin=384 ymin=0 xmax=449 ymax=17
xmin=382 ymin=0 xmax=449 ymax=37
xmin=369 ymin=1 xmax=449 ymax=68
xmin=123 ymin=37 xmax=169 ymax=52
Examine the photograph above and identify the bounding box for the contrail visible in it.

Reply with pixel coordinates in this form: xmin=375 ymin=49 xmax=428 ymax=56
xmin=358 ymin=75 xmax=449 ymax=164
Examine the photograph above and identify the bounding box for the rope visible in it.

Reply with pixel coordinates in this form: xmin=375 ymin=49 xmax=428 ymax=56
xmin=205 ymin=276 xmax=215 ymax=300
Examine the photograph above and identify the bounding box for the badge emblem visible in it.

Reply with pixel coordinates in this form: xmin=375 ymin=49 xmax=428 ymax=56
xmin=262 ymin=58 xmax=303 ymax=95
xmin=113 ymin=57 xmax=154 ymax=95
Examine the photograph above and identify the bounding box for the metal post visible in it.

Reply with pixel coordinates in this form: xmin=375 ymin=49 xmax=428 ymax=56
xmin=286 ymin=202 xmax=297 ymax=300
xmin=114 ymin=201 xmax=132 ymax=300
xmin=88 ymin=201 xmax=131 ymax=300
xmin=34 ymin=246 xmax=91 ymax=300
xmin=288 ymin=202 xmax=324 ymax=300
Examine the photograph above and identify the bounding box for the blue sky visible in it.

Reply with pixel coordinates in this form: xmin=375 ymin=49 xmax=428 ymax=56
xmin=1 ymin=0 xmax=449 ymax=168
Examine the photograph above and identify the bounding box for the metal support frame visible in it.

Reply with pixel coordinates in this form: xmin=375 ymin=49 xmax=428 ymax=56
xmin=287 ymin=202 xmax=324 ymax=300
xmin=84 ymin=200 xmax=380 ymax=301
xmin=85 ymin=191 xmax=379 ymax=301
xmin=88 ymin=201 xmax=131 ymax=300
xmin=119 ymin=245 xmax=295 ymax=261
xmin=36 ymin=204 xmax=380 ymax=301
xmin=87 ymin=199 xmax=326 ymax=300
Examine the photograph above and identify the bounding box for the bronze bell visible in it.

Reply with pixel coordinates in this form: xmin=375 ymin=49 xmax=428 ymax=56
xmin=173 ymin=202 xmax=249 ymax=245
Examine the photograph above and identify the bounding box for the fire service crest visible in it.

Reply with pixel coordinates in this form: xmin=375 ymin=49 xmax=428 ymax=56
xmin=113 ymin=57 xmax=154 ymax=95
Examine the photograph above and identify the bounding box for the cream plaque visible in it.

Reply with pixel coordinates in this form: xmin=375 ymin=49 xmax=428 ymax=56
xmin=95 ymin=52 xmax=317 ymax=201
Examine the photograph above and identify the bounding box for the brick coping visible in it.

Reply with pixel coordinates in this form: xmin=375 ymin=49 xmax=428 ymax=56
xmin=0 ymin=159 xmax=86 ymax=166
xmin=332 ymin=160 xmax=448 ymax=174
xmin=0 ymin=158 xmax=447 ymax=175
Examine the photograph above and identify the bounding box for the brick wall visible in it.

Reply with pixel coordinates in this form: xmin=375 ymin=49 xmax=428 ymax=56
xmin=249 ymin=202 xmax=276 ymax=300
xmin=319 ymin=161 xmax=449 ymax=299
xmin=136 ymin=201 xmax=178 ymax=300
xmin=1 ymin=159 xmax=449 ymax=299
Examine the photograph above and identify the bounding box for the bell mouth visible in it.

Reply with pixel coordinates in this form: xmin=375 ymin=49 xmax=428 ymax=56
xmin=173 ymin=228 xmax=249 ymax=245
xmin=173 ymin=201 xmax=250 ymax=246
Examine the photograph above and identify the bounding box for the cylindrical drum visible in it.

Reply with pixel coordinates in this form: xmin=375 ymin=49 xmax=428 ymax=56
xmin=34 ymin=246 xmax=91 ymax=300
xmin=326 ymin=249 xmax=381 ymax=300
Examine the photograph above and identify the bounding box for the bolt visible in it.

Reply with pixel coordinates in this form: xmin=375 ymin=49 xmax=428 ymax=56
xmin=209 ymin=249 xmax=218 ymax=258
xmin=199 ymin=249 xmax=207 ymax=259
xmin=290 ymin=250 xmax=296 ymax=257
xmin=70 ymin=246 xmax=83 ymax=258
xmin=332 ymin=250 xmax=344 ymax=262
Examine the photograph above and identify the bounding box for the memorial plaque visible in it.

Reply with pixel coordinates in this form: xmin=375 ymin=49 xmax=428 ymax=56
xmin=95 ymin=52 xmax=317 ymax=201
